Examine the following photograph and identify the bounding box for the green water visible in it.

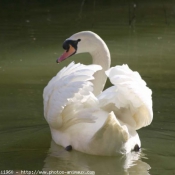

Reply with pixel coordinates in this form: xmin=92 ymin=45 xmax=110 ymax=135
xmin=0 ymin=1 xmax=175 ymax=174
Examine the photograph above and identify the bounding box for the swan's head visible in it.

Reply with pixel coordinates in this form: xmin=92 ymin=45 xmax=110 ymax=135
xmin=56 ymin=31 xmax=102 ymax=63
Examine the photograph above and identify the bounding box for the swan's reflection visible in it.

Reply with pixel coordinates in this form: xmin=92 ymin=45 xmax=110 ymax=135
xmin=43 ymin=141 xmax=151 ymax=175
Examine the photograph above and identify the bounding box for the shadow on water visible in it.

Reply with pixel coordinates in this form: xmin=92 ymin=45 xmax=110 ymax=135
xmin=43 ymin=141 xmax=150 ymax=175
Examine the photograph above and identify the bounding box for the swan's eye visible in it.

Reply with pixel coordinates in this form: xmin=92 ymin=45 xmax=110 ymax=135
xmin=62 ymin=39 xmax=81 ymax=52
xmin=63 ymin=41 xmax=70 ymax=52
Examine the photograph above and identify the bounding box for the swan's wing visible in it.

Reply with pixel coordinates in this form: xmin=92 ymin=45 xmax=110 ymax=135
xmin=98 ymin=64 xmax=153 ymax=130
xmin=43 ymin=62 xmax=101 ymax=129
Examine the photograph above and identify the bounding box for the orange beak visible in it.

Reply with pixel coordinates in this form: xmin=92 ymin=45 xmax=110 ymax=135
xmin=56 ymin=45 xmax=76 ymax=63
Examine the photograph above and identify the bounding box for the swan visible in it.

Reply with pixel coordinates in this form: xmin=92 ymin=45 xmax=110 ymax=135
xmin=43 ymin=31 xmax=153 ymax=156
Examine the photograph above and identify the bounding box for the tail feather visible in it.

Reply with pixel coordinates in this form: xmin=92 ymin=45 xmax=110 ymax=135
xmin=89 ymin=112 xmax=129 ymax=155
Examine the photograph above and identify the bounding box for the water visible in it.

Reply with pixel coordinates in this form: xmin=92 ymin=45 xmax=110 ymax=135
xmin=0 ymin=1 xmax=175 ymax=174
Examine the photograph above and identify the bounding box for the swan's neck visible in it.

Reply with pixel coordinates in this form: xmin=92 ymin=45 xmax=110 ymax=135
xmin=70 ymin=31 xmax=111 ymax=96
xmin=90 ymin=44 xmax=111 ymax=96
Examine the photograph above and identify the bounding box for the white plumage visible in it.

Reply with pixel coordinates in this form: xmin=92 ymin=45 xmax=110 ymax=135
xmin=43 ymin=31 xmax=153 ymax=156
xmin=98 ymin=64 xmax=152 ymax=130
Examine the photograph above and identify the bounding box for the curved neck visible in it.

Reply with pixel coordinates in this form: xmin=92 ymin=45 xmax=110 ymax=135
xmin=90 ymin=43 xmax=111 ymax=96
xmin=69 ymin=31 xmax=111 ymax=96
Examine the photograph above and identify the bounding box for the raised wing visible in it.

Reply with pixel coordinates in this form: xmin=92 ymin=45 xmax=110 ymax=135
xmin=98 ymin=64 xmax=153 ymax=130
xmin=43 ymin=62 xmax=102 ymax=129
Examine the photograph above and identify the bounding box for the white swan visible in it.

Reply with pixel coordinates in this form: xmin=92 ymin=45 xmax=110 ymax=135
xmin=43 ymin=31 xmax=153 ymax=156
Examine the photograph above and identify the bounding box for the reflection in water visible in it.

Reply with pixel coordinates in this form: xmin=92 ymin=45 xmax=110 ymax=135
xmin=43 ymin=141 xmax=150 ymax=175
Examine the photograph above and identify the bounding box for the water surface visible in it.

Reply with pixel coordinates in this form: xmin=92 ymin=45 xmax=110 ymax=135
xmin=0 ymin=1 xmax=175 ymax=175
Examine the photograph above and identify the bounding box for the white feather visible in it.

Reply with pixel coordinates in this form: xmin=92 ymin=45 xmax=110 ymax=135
xmin=98 ymin=64 xmax=153 ymax=130
xmin=43 ymin=62 xmax=101 ymax=129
